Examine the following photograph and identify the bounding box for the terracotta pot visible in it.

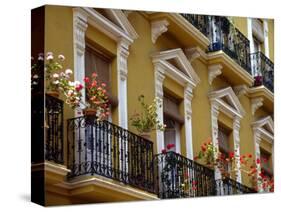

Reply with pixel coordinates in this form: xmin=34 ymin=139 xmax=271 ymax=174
xmin=46 ymin=91 xmax=59 ymax=98
xmin=83 ymin=108 xmax=97 ymax=116
xmin=139 ymin=132 xmax=151 ymax=140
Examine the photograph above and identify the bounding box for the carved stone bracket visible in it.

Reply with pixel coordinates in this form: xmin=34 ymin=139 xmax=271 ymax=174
xmin=151 ymin=19 xmax=169 ymax=44
xmin=234 ymin=85 xmax=249 ymax=98
xmin=251 ymin=97 xmax=264 ymax=115
xmin=208 ymin=64 xmax=223 ymax=85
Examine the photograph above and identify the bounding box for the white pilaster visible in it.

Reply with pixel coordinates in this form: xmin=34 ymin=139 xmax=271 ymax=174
xmin=211 ymin=102 xmax=224 ymax=195
xmin=247 ymin=18 xmax=254 ymax=54
xmin=263 ymin=20 xmax=270 ymax=58
xmin=233 ymin=116 xmax=242 ymax=183
xmin=73 ymin=10 xmax=88 ymax=111
xmin=253 ymin=130 xmax=262 ymax=192
xmin=184 ymin=84 xmax=194 ymax=159
xmin=117 ymin=39 xmax=130 ymax=129
xmin=155 ymin=65 xmax=165 ymax=153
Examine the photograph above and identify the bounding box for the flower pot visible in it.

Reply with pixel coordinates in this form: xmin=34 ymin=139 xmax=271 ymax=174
xmin=139 ymin=132 xmax=151 ymax=140
xmin=46 ymin=91 xmax=59 ymax=98
xmin=83 ymin=108 xmax=97 ymax=116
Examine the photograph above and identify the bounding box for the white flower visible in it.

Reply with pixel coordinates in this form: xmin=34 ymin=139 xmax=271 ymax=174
xmin=60 ymin=72 xmax=66 ymax=77
xmin=46 ymin=52 xmax=53 ymax=56
xmin=58 ymin=54 xmax=65 ymax=61
xmin=46 ymin=54 xmax=54 ymax=61
xmin=67 ymin=90 xmax=74 ymax=96
xmin=32 ymin=81 xmax=38 ymax=85
xmin=33 ymin=74 xmax=39 ymax=79
xmin=68 ymin=81 xmax=75 ymax=86
xmin=75 ymin=96 xmax=80 ymax=100
xmin=38 ymin=56 xmax=44 ymax=61
xmin=74 ymin=81 xmax=81 ymax=86
xmin=53 ymin=73 xmax=59 ymax=78
xmin=53 ymin=80 xmax=59 ymax=85
xmin=65 ymin=69 xmax=73 ymax=75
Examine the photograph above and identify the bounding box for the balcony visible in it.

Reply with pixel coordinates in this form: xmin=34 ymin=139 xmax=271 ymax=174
xmin=251 ymin=51 xmax=274 ymax=92
xmin=45 ymin=94 xmax=64 ymax=164
xmin=181 ymin=14 xmax=252 ymax=74
xmin=44 ymin=98 xmax=256 ymax=198
xmin=154 ymin=151 xmax=255 ymax=199
xmin=67 ymin=115 xmax=155 ymax=193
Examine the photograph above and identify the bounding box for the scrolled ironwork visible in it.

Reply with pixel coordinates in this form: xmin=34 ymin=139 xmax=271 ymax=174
xmin=45 ymin=94 xmax=64 ymax=164
xmin=67 ymin=115 xmax=155 ymax=193
xmin=251 ymin=51 xmax=274 ymax=92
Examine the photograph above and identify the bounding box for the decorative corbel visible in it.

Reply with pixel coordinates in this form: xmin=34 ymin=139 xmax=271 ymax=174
xmin=208 ymin=64 xmax=223 ymax=85
xmin=151 ymin=19 xmax=169 ymax=44
xmin=251 ymin=97 xmax=264 ymax=115
xmin=234 ymin=85 xmax=249 ymax=98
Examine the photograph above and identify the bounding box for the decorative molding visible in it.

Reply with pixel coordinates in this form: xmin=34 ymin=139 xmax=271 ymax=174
xmin=151 ymin=48 xmax=200 ymax=155
xmin=154 ymin=64 xmax=165 ymax=153
xmin=209 ymin=86 xmax=245 ymax=118
xmin=209 ymin=88 xmax=245 ymax=183
xmin=151 ymin=48 xmax=200 ymax=86
xmin=73 ymin=9 xmax=88 ymax=56
xmin=117 ymin=40 xmax=130 ymax=81
xmin=184 ymin=84 xmax=194 ymax=159
xmin=252 ymin=116 xmax=274 ymax=192
xmin=151 ymin=19 xmax=169 ymax=44
xmin=185 ymin=47 xmax=208 ymax=63
xmin=73 ymin=9 xmax=88 ymax=112
xmin=234 ymin=85 xmax=249 ymax=97
xmin=208 ymin=64 xmax=223 ymax=85
xmin=251 ymin=97 xmax=264 ymax=115
xmin=233 ymin=116 xmax=242 ymax=182
xmin=154 ymin=64 xmax=166 ymax=99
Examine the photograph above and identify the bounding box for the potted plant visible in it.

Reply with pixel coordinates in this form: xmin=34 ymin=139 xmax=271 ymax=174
xmin=31 ymin=52 xmax=84 ymax=109
xmin=130 ymin=95 xmax=166 ymax=139
xmin=82 ymin=72 xmax=110 ymax=121
xmin=254 ymin=75 xmax=263 ymax=86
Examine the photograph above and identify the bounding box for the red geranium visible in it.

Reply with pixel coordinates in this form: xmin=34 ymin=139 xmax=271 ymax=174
xmin=167 ymin=143 xmax=175 ymax=150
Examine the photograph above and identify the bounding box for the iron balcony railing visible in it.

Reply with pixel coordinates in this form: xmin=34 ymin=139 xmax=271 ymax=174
xmin=154 ymin=151 xmax=256 ymax=199
xmin=250 ymin=51 xmax=274 ymax=92
xmin=216 ymin=177 xmax=257 ymax=195
xmin=154 ymin=151 xmax=216 ymax=198
xmin=181 ymin=14 xmax=251 ymax=74
xmin=45 ymin=94 xmax=64 ymax=164
xmin=67 ymin=115 xmax=155 ymax=193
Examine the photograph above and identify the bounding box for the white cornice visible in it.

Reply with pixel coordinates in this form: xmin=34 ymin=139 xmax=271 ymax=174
xmin=80 ymin=7 xmax=135 ymax=44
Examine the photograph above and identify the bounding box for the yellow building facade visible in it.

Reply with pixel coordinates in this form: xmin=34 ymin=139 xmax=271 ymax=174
xmin=31 ymin=5 xmax=274 ymax=206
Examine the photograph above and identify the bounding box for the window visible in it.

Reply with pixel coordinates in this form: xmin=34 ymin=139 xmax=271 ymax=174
xmin=260 ymin=149 xmax=272 ymax=174
xmin=253 ymin=36 xmax=262 ymax=53
xmin=163 ymin=94 xmax=183 ymax=153
xmin=85 ymin=43 xmax=118 ymax=109
xmin=218 ymin=126 xmax=231 ymax=173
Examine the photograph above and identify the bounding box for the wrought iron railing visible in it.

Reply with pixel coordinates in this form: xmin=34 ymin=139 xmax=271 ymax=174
xmin=67 ymin=115 xmax=155 ymax=193
xmin=45 ymin=94 xmax=64 ymax=164
xmin=181 ymin=14 xmax=251 ymax=74
xmin=154 ymin=151 xmax=216 ymax=199
xmin=181 ymin=14 xmax=209 ymax=37
xmin=216 ymin=177 xmax=257 ymax=195
xmin=250 ymin=51 xmax=274 ymax=92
